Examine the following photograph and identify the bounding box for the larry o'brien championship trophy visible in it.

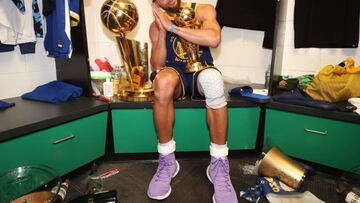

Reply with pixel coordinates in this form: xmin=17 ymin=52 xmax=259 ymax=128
xmin=174 ymin=7 xmax=209 ymax=73
xmin=100 ymin=0 xmax=153 ymax=102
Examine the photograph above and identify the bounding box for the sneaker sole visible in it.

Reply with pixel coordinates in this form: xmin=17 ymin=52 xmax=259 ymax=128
xmin=206 ymin=166 xmax=216 ymax=203
xmin=148 ymin=161 xmax=180 ymax=200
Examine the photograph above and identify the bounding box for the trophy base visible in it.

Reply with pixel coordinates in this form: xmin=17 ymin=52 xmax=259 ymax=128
xmin=119 ymin=85 xmax=154 ymax=102
xmin=185 ymin=62 xmax=205 ymax=73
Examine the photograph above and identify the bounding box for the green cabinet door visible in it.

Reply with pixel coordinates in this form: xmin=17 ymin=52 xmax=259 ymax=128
xmin=112 ymin=107 xmax=259 ymax=153
xmin=0 ymin=112 xmax=108 ymax=175
xmin=112 ymin=109 xmax=157 ymax=153
xmin=264 ymin=109 xmax=360 ymax=174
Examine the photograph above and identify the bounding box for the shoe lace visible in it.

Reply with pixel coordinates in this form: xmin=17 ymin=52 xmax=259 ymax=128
xmin=155 ymin=157 xmax=173 ymax=182
xmin=212 ymin=159 xmax=232 ymax=192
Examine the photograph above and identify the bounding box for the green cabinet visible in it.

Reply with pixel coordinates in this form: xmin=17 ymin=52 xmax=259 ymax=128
xmin=0 ymin=112 xmax=107 ymax=175
xmin=112 ymin=107 xmax=260 ymax=153
xmin=264 ymin=109 xmax=360 ymax=174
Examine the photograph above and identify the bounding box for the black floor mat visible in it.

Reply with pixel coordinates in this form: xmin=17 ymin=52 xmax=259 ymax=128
xmin=65 ymin=156 xmax=358 ymax=203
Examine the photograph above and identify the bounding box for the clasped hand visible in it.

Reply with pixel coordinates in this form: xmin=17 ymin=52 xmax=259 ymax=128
xmin=152 ymin=3 xmax=173 ymax=33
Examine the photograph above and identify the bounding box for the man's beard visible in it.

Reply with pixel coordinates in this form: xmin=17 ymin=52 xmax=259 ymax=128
xmin=163 ymin=0 xmax=181 ymax=13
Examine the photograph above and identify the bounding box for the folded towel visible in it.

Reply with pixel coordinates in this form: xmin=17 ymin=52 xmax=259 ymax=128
xmin=0 ymin=100 xmax=15 ymax=110
xmin=22 ymin=81 xmax=82 ymax=103
xmin=272 ymin=88 xmax=336 ymax=110
xmin=228 ymin=86 xmax=270 ymax=103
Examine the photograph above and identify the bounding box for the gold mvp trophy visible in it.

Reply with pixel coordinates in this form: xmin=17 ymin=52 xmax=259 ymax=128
xmin=174 ymin=7 xmax=211 ymax=73
xmin=100 ymin=0 xmax=153 ymax=102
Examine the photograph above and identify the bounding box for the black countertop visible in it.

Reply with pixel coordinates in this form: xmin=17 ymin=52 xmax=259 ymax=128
xmin=267 ymin=101 xmax=360 ymax=124
xmin=110 ymin=96 xmax=259 ymax=109
xmin=1 ymin=95 xmax=359 ymax=144
xmin=0 ymin=97 xmax=108 ymax=142
xmin=0 ymin=96 xmax=259 ymax=143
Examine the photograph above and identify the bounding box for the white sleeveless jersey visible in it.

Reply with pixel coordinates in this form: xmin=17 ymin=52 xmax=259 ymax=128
xmin=0 ymin=0 xmax=36 ymax=45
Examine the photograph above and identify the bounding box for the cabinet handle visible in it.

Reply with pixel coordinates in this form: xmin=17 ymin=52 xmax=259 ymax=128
xmin=304 ymin=128 xmax=327 ymax=135
xmin=52 ymin=134 xmax=75 ymax=144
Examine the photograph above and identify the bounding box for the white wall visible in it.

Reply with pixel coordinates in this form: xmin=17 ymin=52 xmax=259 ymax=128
xmin=84 ymin=0 xmax=272 ymax=85
xmin=275 ymin=0 xmax=360 ymax=77
xmin=0 ymin=1 xmax=56 ymax=100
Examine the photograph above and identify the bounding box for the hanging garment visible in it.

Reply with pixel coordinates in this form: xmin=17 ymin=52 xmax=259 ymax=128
xmin=32 ymin=0 xmax=43 ymax=37
xmin=294 ymin=0 xmax=360 ymax=48
xmin=0 ymin=43 xmax=15 ymax=52
xmin=306 ymin=58 xmax=360 ymax=102
xmin=0 ymin=0 xmax=36 ymax=45
xmin=69 ymin=0 xmax=80 ymax=27
xmin=0 ymin=0 xmax=42 ymax=54
xmin=42 ymin=0 xmax=56 ymax=16
xmin=44 ymin=0 xmax=80 ymax=58
xmin=11 ymin=0 xmax=25 ymax=13
xmin=215 ymin=0 xmax=277 ymax=49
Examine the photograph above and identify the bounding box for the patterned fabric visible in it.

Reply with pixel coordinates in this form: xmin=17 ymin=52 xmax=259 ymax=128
xmin=11 ymin=0 xmax=26 ymax=13
xmin=32 ymin=0 xmax=43 ymax=37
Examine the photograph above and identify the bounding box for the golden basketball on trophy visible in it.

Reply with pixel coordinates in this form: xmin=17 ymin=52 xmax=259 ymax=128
xmin=100 ymin=0 xmax=139 ymax=37
xmin=174 ymin=7 xmax=206 ymax=73
xmin=100 ymin=0 xmax=154 ymax=102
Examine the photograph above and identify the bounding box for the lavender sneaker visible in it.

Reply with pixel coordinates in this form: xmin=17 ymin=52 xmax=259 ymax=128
xmin=147 ymin=153 xmax=180 ymax=200
xmin=207 ymin=157 xmax=238 ymax=203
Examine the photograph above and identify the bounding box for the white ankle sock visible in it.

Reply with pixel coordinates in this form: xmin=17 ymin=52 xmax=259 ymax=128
xmin=158 ymin=138 xmax=176 ymax=155
xmin=210 ymin=142 xmax=229 ymax=158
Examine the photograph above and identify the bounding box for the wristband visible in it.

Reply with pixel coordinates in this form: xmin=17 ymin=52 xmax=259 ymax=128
xmin=169 ymin=23 xmax=175 ymax=33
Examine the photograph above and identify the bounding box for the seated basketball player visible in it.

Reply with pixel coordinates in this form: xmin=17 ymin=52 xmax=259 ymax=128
xmin=148 ymin=0 xmax=238 ymax=202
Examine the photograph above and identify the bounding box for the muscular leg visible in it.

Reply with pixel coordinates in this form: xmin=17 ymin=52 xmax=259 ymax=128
xmin=148 ymin=68 xmax=182 ymax=200
xmin=197 ymin=68 xmax=228 ymax=145
xmin=198 ymin=68 xmax=238 ymax=203
xmin=153 ymin=68 xmax=182 ymax=144
xmin=207 ymin=106 xmax=228 ymax=145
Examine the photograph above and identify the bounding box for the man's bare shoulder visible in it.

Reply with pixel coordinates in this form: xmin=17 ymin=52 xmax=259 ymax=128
xmin=195 ymin=3 xmax=216 ymax=19
xmin=196 ymin=3 xmax=216 ymax=13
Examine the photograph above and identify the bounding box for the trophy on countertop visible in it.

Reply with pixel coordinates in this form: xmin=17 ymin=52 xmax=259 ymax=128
xmin=100 ymin=0 xmax=153 ymax=102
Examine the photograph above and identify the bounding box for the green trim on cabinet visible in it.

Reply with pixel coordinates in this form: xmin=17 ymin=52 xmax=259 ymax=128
xmin=264 ymin=109 xmax=360 ymax=174
xmin=0 ymin=112 xmax=107 ymax=175
xmin=112 ymin=107 xmax=260 ymax=153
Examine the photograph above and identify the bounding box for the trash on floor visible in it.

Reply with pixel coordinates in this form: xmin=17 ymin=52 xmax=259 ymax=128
xmin=239 ymin=177 xmax=325 ymax=203
xmin=68 ymin=190 xmax=117 ymax=203
xmin=86 ymin=163 xmax=103 ymax=195
xmin=241 ymin=160 xmax=261 ymax=176
xmin=99 ymin=168 xmax=120 ymax=180
xmin=258 ymin=147 xmax=306 ymax=189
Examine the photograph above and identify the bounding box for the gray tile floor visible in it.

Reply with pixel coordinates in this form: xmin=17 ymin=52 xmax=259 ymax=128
xmin=65 ymin=156 xmax=357 ymax=203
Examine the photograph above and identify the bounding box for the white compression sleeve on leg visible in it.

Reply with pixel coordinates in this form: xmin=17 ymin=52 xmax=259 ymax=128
xmin=197 ymin=68 xmax=227 ymax=109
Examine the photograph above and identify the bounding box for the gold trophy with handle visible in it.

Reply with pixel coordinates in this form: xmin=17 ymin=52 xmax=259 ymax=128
xmin=100 ymin=0 xmax=153 ymax=101
xmin=174 ymin=7 xmax=206 ymax=73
